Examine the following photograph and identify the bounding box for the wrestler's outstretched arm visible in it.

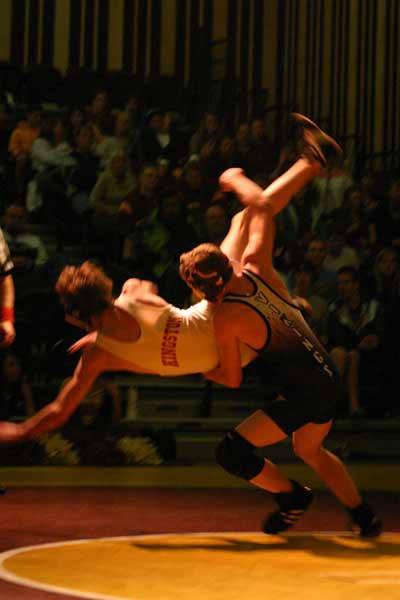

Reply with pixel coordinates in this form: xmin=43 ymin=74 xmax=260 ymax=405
xmin=0 ymin=347 xmax=102 ymax=443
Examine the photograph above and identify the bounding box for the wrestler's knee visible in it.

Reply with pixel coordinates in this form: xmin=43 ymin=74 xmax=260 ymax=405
xmin=215 ymin=430 xmax=264 ymax=480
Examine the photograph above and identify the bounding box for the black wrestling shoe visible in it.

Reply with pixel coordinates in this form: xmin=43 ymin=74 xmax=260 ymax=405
xmin=263 ymin=479 xmax=314 ymax=534
xmin=348 ymin=501 xmax=383 ymax=538
xmin=291 ymin=112 xmax=343 ymax=167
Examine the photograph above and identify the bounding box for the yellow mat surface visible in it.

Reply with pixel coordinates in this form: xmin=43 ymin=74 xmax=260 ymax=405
xmin=1 ymin=533 xmax=400 ymax=600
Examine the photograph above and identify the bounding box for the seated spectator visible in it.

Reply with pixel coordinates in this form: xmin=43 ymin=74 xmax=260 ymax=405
xmin=200 ymin=134 xmax=241 ymax=184
xmin=112 ymin=110 xmax=135 ymax=155
xmin=89 ymin=150 xmax=136 ymax=258
xmin=338 ymin=186 xmax=375 ymax=251
xmin=202 ymin=202 xmax=230 ymax=245
xmin=31 ymin=118 xmax=74 ymax=174
xmin=234 ymin=122 xmax=252 ymax=170
xmin=67 ymin=124 xmax=100 ymax=240
xmin=324 ymin=229 xmax=360 ymax=275
xmin=86 ymin=90 xmax=110 ymax=124
xmin=290 ymin=262 xmax=329 ymax=343
xmin=302 ymin=237 xmax=337 ymax=301
xmin=92 ymin=116 xmax=119 ymax=172
xmin=123 ymin=187 xmax=199 ymax=304
xmin=0 ymin=351 xmax=35 ymax=420
xmin=373 ymin=247 xmax=400 ymax=416
xmin=136 ymin=108 xmax=186 ymax=168
xmin=124 ymin=93 xmax=143 ymax=130
xmin=2 ymin=205 xmax=48 ymax=270
xmin=179 ymin=160 xmax=213 ymax=211
xmin=0 ymin=111 xmax=13 ymax=200
xmin=311 ymin=155 xmax=354 ymax=238
xmin=65 ymin=106 xmax=86 ymax=145
xmin=372 ymin=176 xmax=400 ymax=250
xmin=118 ymin=163 xmax=159 ymax=228
xmin=275 ymin=184 xmax=315 ymax=263
xmin=30 ymin=118 xmax=76 ymax=227
xmin=328 ymin=266 xmax=384 ymax=417
xmin=8 ymin=106 xmax=42 ymax=200
xmin=189 ymin=111 xmax=223 ymax=158
xmin=246 ymin=116 xmax=279 ymax=179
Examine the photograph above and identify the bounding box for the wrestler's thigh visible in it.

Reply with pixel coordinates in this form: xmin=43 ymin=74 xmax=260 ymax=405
xmin=292 ymin=420 xmax=333 ymax=455
xmin=220 ymin=208 xmax=250 ymax=262
xmin=236 ymin=409 xmax=287 ymax=447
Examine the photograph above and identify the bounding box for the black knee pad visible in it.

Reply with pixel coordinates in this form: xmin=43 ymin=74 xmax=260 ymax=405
xmin=215 ymin=430 xmax=264 ymax=481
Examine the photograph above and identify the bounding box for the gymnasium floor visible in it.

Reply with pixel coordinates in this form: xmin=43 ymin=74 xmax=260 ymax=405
xmin=0 ymin=466 xmax=398 ymax=599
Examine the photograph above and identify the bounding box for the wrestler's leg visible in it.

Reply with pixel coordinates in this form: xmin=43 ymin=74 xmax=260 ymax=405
xmin=219 ymin=207 xmax=252 ymax=264
xmin=214 ymin=408 xmax=316 ymax=534
xmin=235 ymin=409 xmax=292 ymax=493
xmin=220 ymin=158 xmax=320 ymax=215
xmin=292 ymin=421 xmax=382 ymax=536
xmin=292 ymin=420 xmax=361 ymax=508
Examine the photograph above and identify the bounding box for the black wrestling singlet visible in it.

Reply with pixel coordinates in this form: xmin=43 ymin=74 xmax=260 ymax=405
xmin=223 ymin=269 xmax=339 ymax=386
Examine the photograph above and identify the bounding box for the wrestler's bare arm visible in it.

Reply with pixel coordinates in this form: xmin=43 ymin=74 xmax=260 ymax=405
xmin=204 ymin=308 xmax=243 ymax=388
xmin=0 ymin=347 xmax=103 ymax=442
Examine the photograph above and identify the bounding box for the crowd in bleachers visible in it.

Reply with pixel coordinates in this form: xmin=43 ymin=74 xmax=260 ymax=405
xmin=0 ymin=74 xmax=400 ymax=429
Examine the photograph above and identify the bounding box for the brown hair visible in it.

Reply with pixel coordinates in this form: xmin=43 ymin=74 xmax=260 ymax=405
xmin=179 ymin=243 xmax=233 ymax=302
xmin=55 ymin=261 xmax=113 ymax=323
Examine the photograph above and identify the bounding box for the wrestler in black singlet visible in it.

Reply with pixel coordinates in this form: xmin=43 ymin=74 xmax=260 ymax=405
xmin=223 ymin=269 xmax=345 ymax=434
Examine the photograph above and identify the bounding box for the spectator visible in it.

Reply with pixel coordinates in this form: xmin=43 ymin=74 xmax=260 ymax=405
xmin=246 ymin=116 xmax=279 ymax=179
xmin=136 ymin=108 xmax=186 ymax=168
xmin=31 ymin=118 xmax=74 ymax=175
xmin=339 ymin=186 xmax=375 ymax=252
xmin=189 ymin=111 xmax=222 ymax=158
xmin=0 ymin=112 xmax=13 ymax=203
xmin=202 ymin=202 xmax=230 ymax=246
xmin=89 ymin=150 xmax=136 ymax=258
xmin=8 ymin=106 xmax=42 ymax=200
xmin=200 ymin=134 xmax=241 ymax=184
xmin=113 ymin=110 xmax=134 ymax=154
xmin=2 ymin=205 xmax=48 ymax=270
xmin=65 ymin=106 xmax=86 ymax=145
xmin=234 ymin=122 xmax=252 ymax=170
xmin=0 ymin=351 xmax=35 ymax=420
xmin=373 ymin=176 xmax=400 ymax=250
xmin=373 ymin=247 xmax=400 ymax=416
xmin=122 ymin=187 xmax=199 ymax=304
xmin=30 ymin=118 xmax=76 ymax=228
xmin=124 ymin=93 xmax=143 ymax=129
xmin=118 ymin=163 xmax=159 ymax=227
xmin=328 ymin=266 xmax=384 ymax=417
xmin=303 ymin=237 xmax=337 ymax=301
xmin=67 ymin=125 xmax=100 ymax=240
xmin=311 ymin=155 xmax=354 ymax=238
xmin=86 ymin=90 xmax=110 ymax=124
xmin=290 ymin=262 xmax=329 ymax=343
xmin=92 ymin=116 xmax=119 ymax=173
xmin=324 ymin=229 xmax=360 ymax=276
xmin=179 ymin=161 xmax=212 ymax=211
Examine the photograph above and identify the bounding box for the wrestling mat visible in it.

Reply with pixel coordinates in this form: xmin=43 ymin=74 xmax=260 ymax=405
xmin=0 ymin=532 xmax=399 ymax=600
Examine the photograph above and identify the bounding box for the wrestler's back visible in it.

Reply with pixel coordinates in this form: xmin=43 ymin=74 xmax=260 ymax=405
xmin=95 ymin=295 xmax=255 ymax=376
xmin=224 ymin=269 xmax=339 ymax=385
